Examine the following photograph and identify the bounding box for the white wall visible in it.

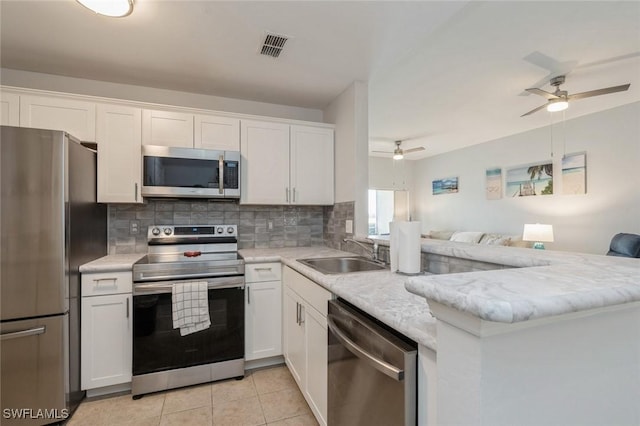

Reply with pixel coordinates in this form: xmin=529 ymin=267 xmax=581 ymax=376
xmin=412 ymin=102 xmax=640 ymax=254
xmin=324 ymin=81 xmax=369 ymax=235
xmin=0 ymin=68 xmax=323 ymax=122
xmin=369 ymin=156 xmax=416 ymax=219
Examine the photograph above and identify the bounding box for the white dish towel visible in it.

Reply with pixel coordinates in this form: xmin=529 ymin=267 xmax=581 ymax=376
xmin=172 ymin=281 xmax=211 ymax=336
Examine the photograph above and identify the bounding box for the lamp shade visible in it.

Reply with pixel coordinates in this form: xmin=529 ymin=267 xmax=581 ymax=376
xmin=77 ymin=0 xmax=134 ymax=17
xmin=523 ymin=224 xmax=554 ymax=242
xmin=546 ymin=99 xmax=568 ymax=112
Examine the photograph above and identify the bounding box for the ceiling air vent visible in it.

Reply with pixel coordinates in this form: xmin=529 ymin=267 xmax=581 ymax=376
xmin=260 ymin=32 xmax=288 ymax=58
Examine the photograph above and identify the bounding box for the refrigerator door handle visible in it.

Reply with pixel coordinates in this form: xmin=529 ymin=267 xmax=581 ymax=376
xmin=1 ymin=326 xmax=46 ymax=341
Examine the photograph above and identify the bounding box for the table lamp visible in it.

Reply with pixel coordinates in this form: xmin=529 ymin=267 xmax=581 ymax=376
xmin=523 ymin=224 xmax=554 ymax=249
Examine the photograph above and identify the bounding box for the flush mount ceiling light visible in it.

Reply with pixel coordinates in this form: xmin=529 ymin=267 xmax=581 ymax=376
xmin=76 ymin=0 xmax=134 ymax=17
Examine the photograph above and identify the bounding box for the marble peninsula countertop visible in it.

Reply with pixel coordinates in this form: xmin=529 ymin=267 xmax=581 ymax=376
xmin=239 ymin=246 xmax=437 ymax=351
xmin=375 ymin=237 xmax=640 ymax=324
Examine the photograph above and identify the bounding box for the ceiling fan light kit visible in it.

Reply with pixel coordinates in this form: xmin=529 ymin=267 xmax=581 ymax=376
xmin=521 ymin=74 xmax=630 ymax=117
xmin=372 ymin=139 xmax=425 ymax=159
xmin=76 ymin=0 xmax=134 ymax=17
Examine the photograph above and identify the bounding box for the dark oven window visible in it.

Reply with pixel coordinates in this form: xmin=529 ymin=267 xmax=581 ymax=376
xmin=133 ymin=287 xmax=244 ymax=376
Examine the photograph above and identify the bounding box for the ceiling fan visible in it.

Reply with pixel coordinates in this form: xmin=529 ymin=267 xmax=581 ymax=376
xmin=372 ymin=140 xmax=425 ymax=160
xmin=521 ymin=75 xmax=630 ymax=117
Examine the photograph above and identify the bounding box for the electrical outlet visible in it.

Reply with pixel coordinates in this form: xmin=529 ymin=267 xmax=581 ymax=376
xmin=130 ymin=221 xmax=139 ymax=235
xmin=345 ymin=219 xmax=353 ymax=234
xmin=268 ymin=220 xmax=273 ymax=230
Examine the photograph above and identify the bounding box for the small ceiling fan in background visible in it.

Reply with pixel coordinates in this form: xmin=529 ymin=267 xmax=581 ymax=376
xmin=521 ymin=75 xmax=630 ymax=117
xmin=372 ymin=140 xmax=425 ymax=160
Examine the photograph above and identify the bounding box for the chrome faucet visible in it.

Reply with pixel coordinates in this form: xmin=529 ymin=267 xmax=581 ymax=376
xmin=343 ymin=238 xmax=380 ymax=262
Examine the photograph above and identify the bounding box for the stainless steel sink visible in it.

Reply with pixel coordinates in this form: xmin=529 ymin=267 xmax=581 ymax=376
xmin=297 ymin=256 xmax=387 ymax=275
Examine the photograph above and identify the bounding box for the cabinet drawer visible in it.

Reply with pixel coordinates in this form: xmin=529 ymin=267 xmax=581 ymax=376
xmin=283 ymin=266 xmax=331 ymax=317
xmin=82 ymin=271 xmax=133 ymax=296
xmin=246 ymin=263 xmax=282 ymax=283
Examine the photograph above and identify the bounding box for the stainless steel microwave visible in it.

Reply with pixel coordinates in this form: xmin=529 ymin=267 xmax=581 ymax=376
xmin=141 ymin=145 xmax=240 ymax=199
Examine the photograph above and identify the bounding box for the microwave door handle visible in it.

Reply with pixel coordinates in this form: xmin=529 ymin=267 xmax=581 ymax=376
xmin=219 ymin=155 xmax=224 ymax=195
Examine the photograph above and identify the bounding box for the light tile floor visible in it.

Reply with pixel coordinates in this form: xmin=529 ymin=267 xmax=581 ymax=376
xmin=67 ymin=365 xmax=319 ymax=426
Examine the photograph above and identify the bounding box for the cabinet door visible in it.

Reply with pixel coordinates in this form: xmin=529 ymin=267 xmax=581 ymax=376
xmin=0 ymin=91 xmax=19 ymax=126
xmin=290 ymin=125 xmax=334 ymax=205
xmin=240 ymin=120 xmax=290 ymax=204
xmin=142 ymin=109 xmax=193 ymax=148
xmin=195 ymin=114 xmax=240 ymax=151
xmin=305 ymin=305 xmax=328 ymax=426
xmin=20 ymin=95 xmax=96 ymax=141
xmin=81 ymin=294 xmax=132 ymax=390
xmin=96 ymin=104 xmax=142 ymax=203
xmin=245 ymin=280 xmax=282 ymax=361
xmin=283 ymin=287 xmax=306 ymax=386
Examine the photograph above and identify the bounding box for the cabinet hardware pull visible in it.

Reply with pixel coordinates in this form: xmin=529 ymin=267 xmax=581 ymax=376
xmin=247 ymin=287 xmax=251 ymax=304
xmin=286 ymin=187 xmax=289 ymax=203
xmin=1 ymin=326 xmax=46 ymax=341
xmin=293 ymin=188 xmax=296 ymax=203
xmin=94 ymin=278 xmax=118 ymax=284
xmin=126 ymin=297 xmax=129 ymax=318
xmin=299 ymin=304 xmax=304 ymax=325
xmin=296 ymin=302 xmax=300 ymax=325
xmin=254 ymin=267 xmax=272 ymax=271
xmin=135 ymin=183 xmax=138 ymax=201
xmin=219 ymin=155 xmax=224 ymax=195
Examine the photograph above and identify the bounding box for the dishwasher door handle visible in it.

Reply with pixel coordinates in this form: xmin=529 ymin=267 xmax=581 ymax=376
xmin=327 ymin=314 xmax=404 ymax=381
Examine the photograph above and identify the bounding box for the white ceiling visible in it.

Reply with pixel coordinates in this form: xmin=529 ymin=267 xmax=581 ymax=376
xmin=1 ymin=1 xmax=639 ymax=160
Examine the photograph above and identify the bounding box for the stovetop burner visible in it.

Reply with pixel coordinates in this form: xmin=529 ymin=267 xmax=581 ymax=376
xmin=133 ymin=224 xmax=244 ymax=283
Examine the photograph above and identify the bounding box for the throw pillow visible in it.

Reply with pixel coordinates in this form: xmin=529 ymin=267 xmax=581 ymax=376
xmin=429 ymin=230 xmax=455 ymax=240
xmin=450 ymin=231 xmax=485 ymax=244
xmin=479 ymin=233 xmax=512 ymax=246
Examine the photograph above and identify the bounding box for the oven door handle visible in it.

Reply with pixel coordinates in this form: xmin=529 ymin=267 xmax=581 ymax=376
xmin=134 ymin=278 xmax=245 ymax=295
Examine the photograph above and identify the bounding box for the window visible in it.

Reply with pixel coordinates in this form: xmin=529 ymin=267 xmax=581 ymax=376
xmin=368 ymin=189 xmax=394 ymax=235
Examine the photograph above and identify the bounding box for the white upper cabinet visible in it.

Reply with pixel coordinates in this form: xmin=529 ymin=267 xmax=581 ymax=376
xmin=195 ymin=114 xmax=240 ymax=150
xmin=142 ymin=109 xmax=193 ymax=148
xmin=241 ymin=120 xmax=290 ymax=204
xmin=0 ymin=91 xmax=19 ymax=126
xmin=143 ymin=109 xmax=241 ymax=150
xmin=96 ymin=104 xmax=142 ymax=203
xmin=20 ymin=95 xmax=96 ymax=141
xmin=290 ymin=125 xmax=334 ymax=205
xmin=241 ymin=120 xmax=334 ymax=205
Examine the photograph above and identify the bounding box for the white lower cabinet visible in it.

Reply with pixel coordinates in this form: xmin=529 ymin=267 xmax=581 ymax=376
xmin=245 ymin=263 xmax=283 ymax=361
xmin=283 ymin=266 xmax=331 ymax=426
xmin=81 ymin=272 xmax=132 ymax=393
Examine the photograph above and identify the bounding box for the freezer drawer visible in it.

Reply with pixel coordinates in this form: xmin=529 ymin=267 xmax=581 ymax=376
xmin=1 ymin=315 xmax=67 ymax=425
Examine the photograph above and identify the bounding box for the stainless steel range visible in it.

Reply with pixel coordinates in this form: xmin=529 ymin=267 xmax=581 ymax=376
xmin=131 ymin=225 xmax=245 ymax=397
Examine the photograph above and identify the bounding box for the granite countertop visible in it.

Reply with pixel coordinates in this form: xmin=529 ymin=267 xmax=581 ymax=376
xmin=79 ymin=253 xmax=145 ymax=273
xmin=240 ymin=247 xmax=437 ymax=351
xmin=399 ymin=238 xmax=640 ymax=324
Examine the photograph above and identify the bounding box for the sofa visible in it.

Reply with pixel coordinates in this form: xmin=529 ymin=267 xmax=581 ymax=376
xmin=423 ymin=230 xmax=533 ymax=248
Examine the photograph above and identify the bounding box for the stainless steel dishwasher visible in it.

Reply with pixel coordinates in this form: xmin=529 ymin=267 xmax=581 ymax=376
xmin=327 ymin=298 xmax=417 ymax=426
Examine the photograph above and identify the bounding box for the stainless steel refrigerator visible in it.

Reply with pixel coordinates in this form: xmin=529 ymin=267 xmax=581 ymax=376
xmin=1 ymin=126 xmax=107 ymax=425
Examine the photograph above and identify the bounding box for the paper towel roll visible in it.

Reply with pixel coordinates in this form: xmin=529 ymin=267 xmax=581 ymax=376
xmin=398 ymin=221 xmax=421 ymax=274
xmin=389 ymin=222 xmax=399 ymax=272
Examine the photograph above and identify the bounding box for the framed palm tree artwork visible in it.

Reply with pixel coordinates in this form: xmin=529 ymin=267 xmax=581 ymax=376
xmin=506 ymin=161 xmax=553 ymax=197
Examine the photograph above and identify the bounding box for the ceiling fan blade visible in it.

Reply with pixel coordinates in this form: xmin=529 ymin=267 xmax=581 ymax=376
xmin=568 ymin=84 xmax=630 ymax=100
xmin=371 ymin=150 xmax=393 ymax=154
xmin=520 ymin=103 xmax=548 ymax=117
xmin=525 ymin=88 xmax=559 ymax=100
xmin=404 ymin=147 xmax=426 ymax=154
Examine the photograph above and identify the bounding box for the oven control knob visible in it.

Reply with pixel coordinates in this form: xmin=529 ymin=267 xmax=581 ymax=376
xmin=216 ymin=227 xmax=224 ymax=234
xmin=227 ymin=227 xmax=234 ymax=234
xmin=151 ymin=227 xmax=161 ymax=236
xmin=163 ymin=227 xmax=172 ymax=235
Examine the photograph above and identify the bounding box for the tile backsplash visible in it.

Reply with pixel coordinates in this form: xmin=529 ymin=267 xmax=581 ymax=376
xmin=323 ymin=201 xmax=355 ymax=250
xmin=108 ymin=200 xmax=325 ymax=254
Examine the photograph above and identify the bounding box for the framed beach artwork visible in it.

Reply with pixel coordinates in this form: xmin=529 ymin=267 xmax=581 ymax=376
xmin=506 ymin=161 xmax=553 ymax=197
xmin=485 ymin=167 xmax=502 ymax=200
xmin=562 ymin=152 xmax=587 ymax=194
xmin=432 ymin=177 xmax=458 ymax=195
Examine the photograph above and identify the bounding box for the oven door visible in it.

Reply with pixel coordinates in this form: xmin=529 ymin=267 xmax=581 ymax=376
xmin=132 ymin=276 xmax=244 ymax=376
